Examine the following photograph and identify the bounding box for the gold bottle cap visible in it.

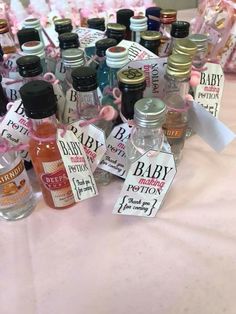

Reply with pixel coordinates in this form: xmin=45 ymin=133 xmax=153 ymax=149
xmin=0 ymin=19 xmax=9 ymax=34
xmin=160 ymin=9 xmax=177 ymax=16
xmin=107 ymin=23 xmax=126 ymax=31
xmin=118 ymin=68 xmax=146 ymax=85
xmin=166 ymin=54 xmax=192 ymax=78
xmin=188 ymin=34 xmax=208 ymax=52
xmin=140 ymin=31 xmax=161 ymax=41
xmin=54 ymin=18 xmax=72 ymax=26
xmin=160 ymin=9 xmax=177 ymax=24
xmin=173 ymin=38 xmax=197 ymax=57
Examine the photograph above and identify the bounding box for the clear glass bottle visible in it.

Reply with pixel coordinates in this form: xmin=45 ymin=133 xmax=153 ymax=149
xmin=116 ymin=9 xmax=134 ymax=41
xmin=61 ymin=48 xmax=86 ymax=123
xmin=130 ymin=16 xmax=148 ymax=43
xmin=0 ymin=140 xmax=36 ymax=221
xmin=16 ymin=55 xmax=43 ymax=84
xmin=22 ymin=41 xmax=47 ymax=74
xmin=23 ymin=18 xmax=45 ymax=46
xmin=116 ymin=68 xmax=146 ymax=125
xmin=17 ymin=28 xmax=40 ymax=51
xmin=54 ymin=18 xmax=73 ymax=35
xmin=159 ymin=9 xmax=177 ymax=57
xmin=95 ymin=38 xmax=117 ymax=93
xmin=188 ymin=34 xmax=209 ymax=69
xmin=146 ymin=6 xmax=162 ymax=31
xmin=140 ymin=31 xmax=161 ymax=55
xmin=72 ymin=66 xmax=112 ymax=186
xmin=19 ymin=80 xmax=75 ymax=209
xmin=126 ymin=98 xmax=167 ymax=171
xmin=106 ymin=23 xmax=126 ymax=44
xmin=162 ymin=54 xmax=192 ymax=164
xmin=0 ymin=19 xmax=16 ymax=54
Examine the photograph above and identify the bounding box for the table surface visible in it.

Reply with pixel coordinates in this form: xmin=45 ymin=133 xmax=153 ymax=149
xmin=1 ymin=9 xmax=236 ymax=314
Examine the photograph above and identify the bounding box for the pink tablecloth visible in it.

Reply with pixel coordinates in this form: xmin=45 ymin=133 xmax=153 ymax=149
xmin=1 ymin=9 xmax=236 ymax=314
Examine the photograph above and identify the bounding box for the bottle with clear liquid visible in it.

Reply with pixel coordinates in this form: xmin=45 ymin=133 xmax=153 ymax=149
xmin=0 ymin=19 xmax=16 ymax=54
xmin=126 ymin=98 xmax=167 ymax=172
xmin=162 ymin=54 xmax=192 ymax=164
xmin=19 ymin=80 xmax=75 ymax=209
xmin=159 ymin=9 xmax=177 ymax=57
xmin=0 ymin=142 xmax=36 ymax=221
xmin=72 ymin=66 xmax=112 ymax=185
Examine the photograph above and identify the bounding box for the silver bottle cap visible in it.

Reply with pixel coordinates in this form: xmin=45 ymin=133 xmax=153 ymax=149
xmin=22 ymin=41 xmax=45 ymax=59
xmin=188 ymin=34 xmax=208 ymax=53
xmin=62 ymin=48 xmax=85 ymax=68
xmin=134 ymin=98 xmax=166 ymax=128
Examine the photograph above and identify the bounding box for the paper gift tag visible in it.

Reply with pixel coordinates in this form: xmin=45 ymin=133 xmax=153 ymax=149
xmin=194 ymin=62 xmax=224 ymax=118
xmin=2 ymin=77 xmax=22 ymax=101
xmin=99 ymin=123 xmax=132 ymax=179
xmin=55 ymin=58 xmax=66 ymax=82
xmin=57 ymin=129 xmax=98 ymax=202
xmin=63 ymin=87 xmax=77 ymax=124
xmin=0 ymin=99 xmax=30 ymax=161
xmin=121 ymin=58 xmax=167 ymax=99
xmin=118 ymin=40 xmax=157 ymax=61
xmin=3 ymin=53 xmax=21 ymax=79
xmin=74 ymin=28 xmax=105 ymax=48
xmin=68 ymin=121 xmax=107 ymax=173
xmin=113 ymin=151 xmax=176 ymax=217
xmin=188 ymin=101 xmax=235 ymax=152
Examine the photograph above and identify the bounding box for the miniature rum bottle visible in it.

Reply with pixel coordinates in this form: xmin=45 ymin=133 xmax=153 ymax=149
xmin=19 ymin=80 xmax=75 ymax=209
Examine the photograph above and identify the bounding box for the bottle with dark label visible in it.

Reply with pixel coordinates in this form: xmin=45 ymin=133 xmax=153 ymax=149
xmin=140 ymin=31 xmax=161 ymax=55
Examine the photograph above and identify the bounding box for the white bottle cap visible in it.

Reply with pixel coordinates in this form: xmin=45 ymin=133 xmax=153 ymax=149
xmin=130 ymin=16 xmax=148 ymax=32
xmin=23 ymin=18 xmax=41 ymax=30
xmin=22 ymin=41 xmax=45 ymax=59
xmin=106 ymin=46 xmax=129 ymax=69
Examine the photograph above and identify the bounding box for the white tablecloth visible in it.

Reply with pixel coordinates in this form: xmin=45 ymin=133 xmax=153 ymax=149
xmin=1 ymin=9 xmax=236 ymax=314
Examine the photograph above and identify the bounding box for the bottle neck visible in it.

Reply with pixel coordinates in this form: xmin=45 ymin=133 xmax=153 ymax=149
xmin=164 ymin=73 xmax=190 ymax=99
xmin=77 ymin=89 xmax=101 ymax=120
xmin=108 ymin=67 xmax=119 ymax=89
xmin=30 ymin=114 xmax=58 ymax=138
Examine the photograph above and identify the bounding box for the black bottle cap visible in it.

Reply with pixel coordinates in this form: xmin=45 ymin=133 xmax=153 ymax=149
xmin=59 ymin=32 xmax=80 ymax=50
xmin=95 ymin=38 xmax=117 ymax=57
xmin=16 ymin=55 xmax=43 ymax=77
xmin=171 ymin=21 xmax=190 ymax=38
xmin=72 ymin=66 xmax=97 ymax=92
xmin=55 ymin=18 xmax=73 ymax=35
xmin=116 ymin=9 xmax=134 ymax=29
xmin=19 ymin=80 xmax=57 ymax=119
xmin=146 ymin=6 xmax=161 ymax=17
xmin=17 ymin=28 xmax=40 ymax=50
xmin=87 ymin=18 xmax=105 ymax=31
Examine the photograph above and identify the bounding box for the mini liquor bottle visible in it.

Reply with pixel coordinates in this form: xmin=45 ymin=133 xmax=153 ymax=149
xmin=159 ymin=9 xmax=177 ymax=57
xmin=125 ymin=98 xmax=166 ymax=171
xmin=170 ymin=21 xmax=190 ymax=51
xmin=54 ymin=18 xmax=73 ymax=35
xmin=17 ymin=28 xmax=40 ymax=51
xmin=162 ymin=54 xmax=192 ymax=164
xmin=172 ymin=38 xmax=197 ymax=60
xmin=146 ymin=7 xmax=162 ymax=31
xmin=71 ymin=66 xmax=112 ymax=185
xmin=19 ymin=80 xmax=75 ymax=209
xmin=117 ymin=68 xmax=146 ymax=124
xmin=17 ymin=55 xmax=43 ymax=84
xmin=116 ymin=9 xmax=134 ymax=41
xmin=0 ymin=141 xmax=36 ymax=221
xmin=188 ymin=34 xmax=209 ymax=69
xmin=130 ymin=16 xmax=148 ymax=43
xmin=23 ymin=18 xmax=45 ymax=46
xmin=22 ymin=41 xmax=47 ymax=73
xmin=106 ymin=23 xmax=126 ymax=44
xmin=140 ymin=31 xmax=161 ymax=55
xmin=95 ymin=38 xmax=117 ymax=93
xmin=0 ymin=19 xmax=16 ymax=54
xmin=87 ymin=18 xmax=105 ymax=31
xmin=62 ymin=48 xmax=86 ymax=123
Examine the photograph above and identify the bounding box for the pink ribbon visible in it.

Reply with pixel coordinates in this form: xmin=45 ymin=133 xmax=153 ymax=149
xmin=43 ymin=72 xmax=59 ymax=85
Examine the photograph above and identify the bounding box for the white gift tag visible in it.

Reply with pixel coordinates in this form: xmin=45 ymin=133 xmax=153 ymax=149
xmin=195 ymin=62 xmax=224 ymax=118
xmin=99 ymin=123 xmax=132 ymax=178
xmin=53 ymin=83 xmax=66 ymax=122
xmin=0 ymin=99 xmax=30 ymax=161
xmin=118 ymin=40 xmax=157 ymax=61
xmin=2 ymin=77 xmax=22 ymax=101
xmin=63 ymin=87 xmax=77 ymax=124
xmin=68 ymin=121 xmax=107 ymax=173
xmin=57 ymin=129 xmax=98 ymax=202
xmin=113 ymin=151 xmax=176 ymax=217
xmin=188 ymin=101 xmax=235 ymax=152
xmin=55 ymin=58 xmax=66 ymax=81
xmin=75 ymin=28 xmax=105 ymax=48
xmin=121 ymin=58 xmax=167 ymax=99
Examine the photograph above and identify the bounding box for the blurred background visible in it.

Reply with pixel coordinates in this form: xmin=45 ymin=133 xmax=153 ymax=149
xmin=155 ymin=0 xmax=197 ymax=9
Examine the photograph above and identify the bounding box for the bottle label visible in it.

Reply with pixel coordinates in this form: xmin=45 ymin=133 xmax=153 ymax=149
xmin=113 ymin=151 xmax=176 ymax=217
xmin=55 ymin=59 xmax=66 ymax=82
xmin=57 ymin=129 xmax=98 ymax=202
xmin=52 ymin=83 xmax=66 ymax=123
xmin=68 ymin=121 xmax=107 ymax=173
xmin=0 ymin=99 xmax=30 ymax=161
xmin=0 ymin=158 xmax=32 ymax=209
xmin=63 ymin=87 xmax=77 ymax=124
xmin=99 ymin=123 xmax=132 ymax=179
xmin=163 ymin=126 xmax=186 ymax=139
xmin=3 ymin=53 xmax=22 ymax=80
xmin=194 ymin=62 xmax=224 ymax=118
xmin=1 ymin=77 xmax=22 ymax=101
xmin=75 ymin=28 xmax=105 ymax=48
xmin=41 ymin=159 xmax=75 ymax=208
xmin=121 ymin=57 xmax=167 ymax=99
xmin=117 ymin=40 xmax=157 ymax=61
